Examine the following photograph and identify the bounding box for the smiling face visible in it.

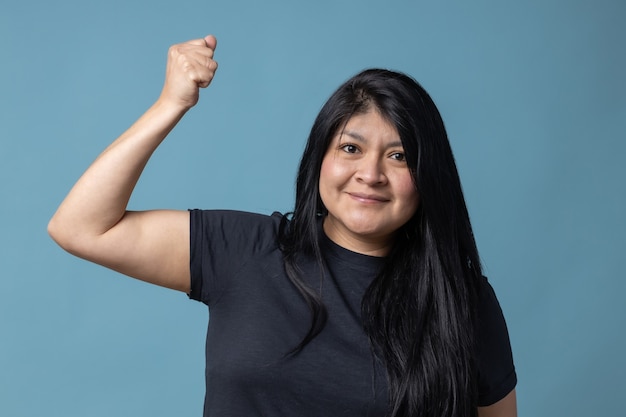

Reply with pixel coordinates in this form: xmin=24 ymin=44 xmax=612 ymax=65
xmin=319 ymin=109 xmax=420 ymax=256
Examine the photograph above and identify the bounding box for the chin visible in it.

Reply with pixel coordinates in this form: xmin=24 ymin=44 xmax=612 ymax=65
xmin=346 ymin=223 xmax=391 ymax=240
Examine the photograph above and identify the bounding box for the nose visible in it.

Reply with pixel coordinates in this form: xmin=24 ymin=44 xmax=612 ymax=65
xmin=355 ymin=155 xmax=387 ymax=185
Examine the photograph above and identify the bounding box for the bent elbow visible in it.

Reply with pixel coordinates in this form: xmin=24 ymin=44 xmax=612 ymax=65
xmin=48 ymin=215 xmax=69 ymax=250
xmin=47 ymin=215 xmax=83 ymax=255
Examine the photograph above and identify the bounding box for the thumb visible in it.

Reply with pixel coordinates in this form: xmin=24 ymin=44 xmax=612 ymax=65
xmin=204 ymin=35 xmax=217 ymax=50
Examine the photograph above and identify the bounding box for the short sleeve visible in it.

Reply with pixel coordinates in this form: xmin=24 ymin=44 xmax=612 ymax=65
xmin=188 ymin=209 xmax=283 ymax=305
xmin=475 ymin=277 xmax=517 ymax=406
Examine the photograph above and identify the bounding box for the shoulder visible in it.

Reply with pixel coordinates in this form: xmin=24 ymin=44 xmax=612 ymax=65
xmin=474 ymin=275 xmax=517 ymax=406
xmin=189 ymin=209 xmax=286 ymax=250
xmin=475 ymin=275 xmax=511 ymax=344
xmin=475 ymin=276 xmax=515 ymax=334
xmin=189 ymin=209 xmax=284 ymax=229
xmin=188 ymin=210 xmax=288 ymax=304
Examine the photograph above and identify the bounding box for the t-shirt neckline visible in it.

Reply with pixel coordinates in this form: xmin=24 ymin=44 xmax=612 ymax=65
xmin=320 ymin=228 xmax=386 ymax=273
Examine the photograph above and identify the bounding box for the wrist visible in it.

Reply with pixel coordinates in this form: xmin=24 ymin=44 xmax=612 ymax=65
xmin=153 ymin=96 xmax=193 ymax=118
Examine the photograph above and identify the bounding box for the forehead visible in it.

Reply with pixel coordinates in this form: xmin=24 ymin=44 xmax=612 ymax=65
xmin=334 ymin=109 xmax=401 ymax=145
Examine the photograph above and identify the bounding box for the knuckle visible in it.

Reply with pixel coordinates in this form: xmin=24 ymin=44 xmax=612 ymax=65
xmin=182 ymin=60 xmax=193 ymax=72
xmin=168 ymin=44 xmax=180 ymax=56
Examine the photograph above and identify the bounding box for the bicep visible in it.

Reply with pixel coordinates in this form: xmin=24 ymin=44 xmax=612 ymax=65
xmin=70 ymin=209 xmax=191 ymax=292
xmin=478 ymin=389 xmax=517 ymax=417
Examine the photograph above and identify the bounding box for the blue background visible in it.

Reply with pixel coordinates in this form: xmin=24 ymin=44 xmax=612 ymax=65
xmin=1 ymin=0 xmax=624 ymax=415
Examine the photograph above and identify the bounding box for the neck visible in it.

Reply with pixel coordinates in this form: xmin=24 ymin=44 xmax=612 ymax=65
xmin=322 ymin=217 xmax=394 ymax=257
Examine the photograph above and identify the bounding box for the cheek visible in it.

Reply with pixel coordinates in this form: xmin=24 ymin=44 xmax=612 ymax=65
xmin=319 ymin=154 xmax=348 ymax=191
xmin=397 ymin=174 xmax=420 ymax=212
xmin=319 ymin=157 xmax=331 ymax=184
xmin=318 ymin=158 xmax=331 ymax=194
xmin=318 ymin=156 xmax=335 ymax=206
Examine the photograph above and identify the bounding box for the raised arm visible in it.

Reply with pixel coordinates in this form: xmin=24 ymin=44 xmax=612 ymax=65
xmin=48 ymin=35 xmax=219 ymax=292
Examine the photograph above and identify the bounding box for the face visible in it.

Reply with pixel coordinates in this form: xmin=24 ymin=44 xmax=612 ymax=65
xmin=319 ymin=109 xmax=420 ymax=256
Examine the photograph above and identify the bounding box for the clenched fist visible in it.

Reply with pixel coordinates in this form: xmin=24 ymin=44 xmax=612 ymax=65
xmin=159 ymin=35 xmax=218 ymax=110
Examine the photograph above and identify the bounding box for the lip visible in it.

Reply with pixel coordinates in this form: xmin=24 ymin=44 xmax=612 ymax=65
xmin=347 ymin=192 xmax=390 ymax=203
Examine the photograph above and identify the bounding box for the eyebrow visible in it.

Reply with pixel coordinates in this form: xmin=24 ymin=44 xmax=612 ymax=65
xmin=341 ymin=130 xmax=403 ymax=148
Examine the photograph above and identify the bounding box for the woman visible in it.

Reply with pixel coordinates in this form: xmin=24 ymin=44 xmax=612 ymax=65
xmin=49 ymin=35 xmax=517 ymax=417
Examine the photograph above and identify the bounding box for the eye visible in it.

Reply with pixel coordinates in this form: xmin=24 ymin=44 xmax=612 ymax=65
xmin=339 ymin=143 xmax=359 ymax=154
xmin=390 ymin=152 xmax=406 ymax=162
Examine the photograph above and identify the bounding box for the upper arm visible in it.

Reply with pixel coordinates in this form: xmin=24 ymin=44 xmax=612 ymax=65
xmin=58 ymin=209 xmax=191 ymax=292
xmin=478 ymin=389 xmax=517 ymax=417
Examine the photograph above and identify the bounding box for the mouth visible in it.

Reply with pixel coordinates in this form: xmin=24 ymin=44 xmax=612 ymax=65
xmin=347 ymin=192 xmax=390 ymax=203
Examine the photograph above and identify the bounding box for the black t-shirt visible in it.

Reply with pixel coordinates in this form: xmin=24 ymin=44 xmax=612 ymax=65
xmin=189 ymin=210 xmax=516 ymax=416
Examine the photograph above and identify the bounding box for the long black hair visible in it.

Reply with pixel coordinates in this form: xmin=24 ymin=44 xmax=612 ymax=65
xmin=280 ymin=69 xmax=482 ymax=417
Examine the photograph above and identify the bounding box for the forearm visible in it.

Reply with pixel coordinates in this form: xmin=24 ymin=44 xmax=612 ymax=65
xmin=48 ymin=98 xmax=187 ymax=250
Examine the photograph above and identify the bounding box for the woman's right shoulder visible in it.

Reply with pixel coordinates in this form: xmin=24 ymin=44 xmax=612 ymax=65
xmin=189 ymin=209 xmax=285 ymax=228
xmin=189 ymin=209 xmax=287 ymax=248
xmin=188 ymin=210 xmax=288 ymax=303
